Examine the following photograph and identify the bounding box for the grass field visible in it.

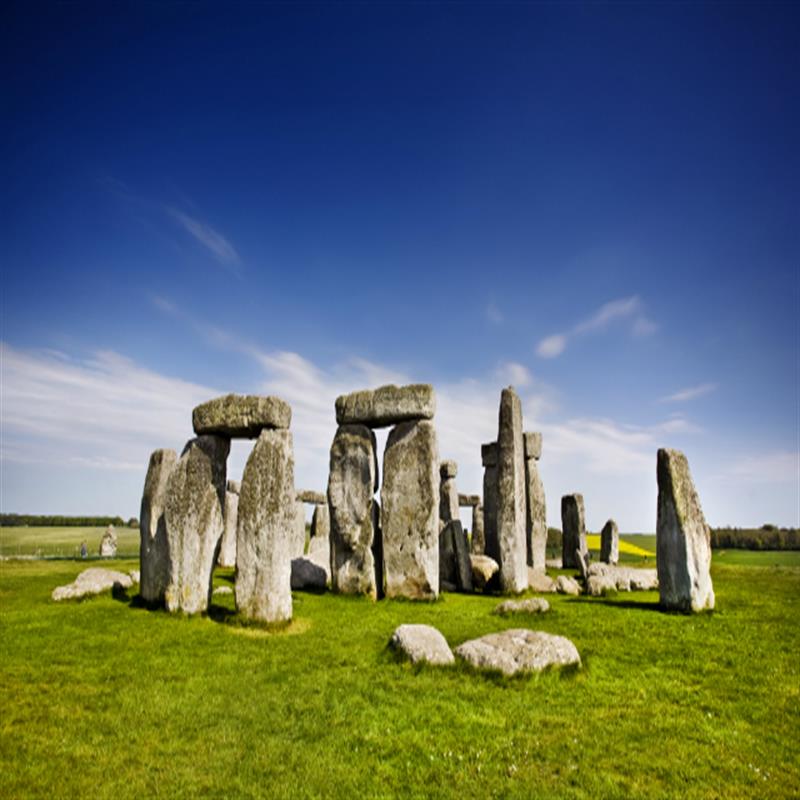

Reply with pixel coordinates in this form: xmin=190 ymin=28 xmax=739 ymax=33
xmin=1 ymin=533 xmax=798 ymax=799
xmin=0 ymin=526 xmax=140 ymax=558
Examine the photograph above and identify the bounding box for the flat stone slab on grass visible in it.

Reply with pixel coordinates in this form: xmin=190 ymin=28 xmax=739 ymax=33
xmin=494 ymin=598 xmax=550 ymax=616
xmin=586 ymin=563 xmax=659 ymax=594
xmin=555 ymin=575 xmax=582 ymax=596
xmin=335 ymin=384 xmax=435 ymax=428
xmin=52 ymin=568 xmax=134 ymax=601
xmin=455 ymin=629 xmax=580 ymax=676
xmin=527 ymin=569 xmax=557 ymax=593
xmin=390 ymin=624 xmax=454 ymax=666
xmin=193 ymin=394 xmax=291 ymax=437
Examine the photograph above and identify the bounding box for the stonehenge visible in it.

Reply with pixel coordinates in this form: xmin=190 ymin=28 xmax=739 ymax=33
xmin=217 ymin=479 xmax=240 ymax=568
xmin=600 ymin=519 xmax=619 ymax=565
xmin=193 ymin=394 xmax=291 ymax=437
xmin=524 ymin=431 xmax=547 ymax=573
xmin=656 ymin=448 xmax=715 ymax=612
xmin=139 ymin=448 xmax=177 ymax=603
xmin=439 ymin=519 xmax=473 ymax=593
xmin=335 ymin=383 xmax=435 ymax=427
xmin=439 ymin=460 xmax=460 ymax=524
xmin=561 ymin=493 xmax=587 ymax=570
xmin=481 ymin=442 xmax=498 ymax=559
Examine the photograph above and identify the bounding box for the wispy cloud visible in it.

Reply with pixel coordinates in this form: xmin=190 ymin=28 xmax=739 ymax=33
xmin=486 ymin=302 xmax=504 ymax=325
xmin=660 ymin=382 xmax=717 ymax=403
xmin=536 ymin=295 xmax=657 ymax=359
xmin=166 ymin=207 xmax=240 ymax=272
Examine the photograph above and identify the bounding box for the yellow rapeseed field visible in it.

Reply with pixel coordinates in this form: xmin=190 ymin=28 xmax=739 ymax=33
xmin=585 ymin=534 xmax=654 ymax=557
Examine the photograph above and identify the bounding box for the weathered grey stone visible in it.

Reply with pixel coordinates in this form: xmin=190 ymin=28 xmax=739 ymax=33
xmin=470 ymin=504 xmax=485 ymax=555
xmin=297 ymin=489 xmax=326 ymax=505
xmin=439 ymin=520 xmax=472 ymax=592
xmin=600 ymin=519 xmax=619 ymax=564
xmin=235 ymin=429 xmax=295 ymax=623
xmin=575 ymin=549 xmax=589 ymax=582
xmin=310 ymin=502 xmax=330 ymax=542
xmin=493 ymin=388 xmax=528 ymax=593
xmin=129 ymin=570 xmax=140 ymax=583
xmin=139 ymin=448 xmax=177 ymax=605
xmin=439 ymin=467 xmax=460 ymax=525
xmin=193 ymin=394 xmax=291 ymax=437
xmin=390 ymin=624 xmax=454 ymax=666
xmin=657 ymin=448 xmax=715 ymax=612
xmin=382 ymin=420 xmax=439 ymax=600
xmin=99 ymin=525 xmax=117 ymax=557
xmin=455 ymin=629 xmax=580 ymax=676
xmin=335 ymin=384 xmax=435 ymax=428
xmin=494 ymin=597 xmax=550 ymax=616
xmin=525 ymin=456 xmax=547 ymax=572
xmin=307 ymin=534 xmax=331 ymax=580
xmin=328 ymin=425 xmax=379 ymax=597
xmin=561 ymin=494 xmax=587 ymax=569
xmin=470 ymin=554 xmax=499 ymax=590
xmin=227 ymin=479 xmax=241 ymax=494
xmin=587 ymin=563 xmax=659 ymax=592
xmin=586 ymin=574 xmax=619 ymax=596
xmin=528 ymin=568 xmax=557 ymax=593
xmin=481 ymin=442 xmax=498 ymax=467
xmin=523 ymin=431 xmax=542 ymax=461
xmin=52 ymin=568 xmax=133 ymax=601
xmin=555 ymin=575 xmax=582 ymax=596
xmin=459 ymin=493 xmax=480 ymax=507
xmin=217 ymin=489 xmax=239 ymax=568
xmin=290 ymin=557 xmax=327 ymax=591
xmin=164 ymin=435 xmax=229 ymax=614
xmin=292 ymin=500 xmax=307 ymax=559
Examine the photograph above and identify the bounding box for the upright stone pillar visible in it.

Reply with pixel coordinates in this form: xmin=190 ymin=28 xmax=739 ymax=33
xmin=292 ymin=500 xmax=307 ymax=558
xmin=471 ymin=504 xmax=485 ymax=555
xmin=217 ymin=479 xmax=240 ymax=568
xmin=600 ymin=519 xmax=619 ymax=565
xmin=561 ymin=494 xmax=587 ymax=570
xmin=382 ymin=420 xmax=439 ymax=599
xmin=236 ymin=429 xmax=295 ymax=623
xmin=164 ymin=435 xmax=229 ymax=614
xmin=523 ymin=431 xmax=547 ymax=573
xmin=140 ymin=448 xmax=178 ymax=605
xmin=495 ymin=388 xmax=528 ymax=593
xmin=481 ymin=442 xmax=498 ymax=560
xmin=327 ymin=424 xmax=379 ymax=597
xmin=310 ymin=502 xmax=330 ymax=541
xmin=439 ymin=460 xmax=459 ymax=524
xmin=656 ymin=448 xmax=714 ymax=612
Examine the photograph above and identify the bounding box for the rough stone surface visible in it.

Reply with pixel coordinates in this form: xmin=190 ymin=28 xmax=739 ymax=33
xmin=523 ymin=431 xmax=543 ymax=460
xmin=292 ymin=500 xmax=307 ymax=558
xmin=470 ymin=554 xmax=499 ymax=590
xmin=307 ymin=535 xmax=331 ymax=579
xmin=493 ymin=388 xmax=528 ymax=593
xmin=525 ymin=456 xmax=547 ymax=572
xmin=561 ymin=494 xmax=587 ymax=570
xmin=455 ymin=629 xmax=580 ymax=676
xmin=481 ymin=442 xmax=498 ymax=467
xmin=439 ymin=471 xmax=460 ymax=525
xmin=99 ymin=525 xmax=117 ymax=557
xmin=439 ymin=460 xmax=458 ymax=479
xmin=390 ymin=624 xmax=454 ymax=666
xmin=600 ymin=519 xmax=619 ymax=564
xmin=382 ymin=420 xmax=439 ymax=600
xmin=236 ymin=429 xmax=295 ymax=623
xmin=459 ymin=493 xmax=480 ymax=507
xmin=439 ymin=520 xmax=472 ymax=592
xmin=527 ymin=569 xmax=557 ymax=593
xmin=297 ymin=489 xmax=326 ymax=505
xmin=657 ymin=449 xmax=715 ymax=612
xmin=494 ymin=597 xmax=550 ymax=616
xmin=52 ymin=568 xmax=133 ymax=601
xmin=575 ymin=549 xmax=589 ymax=582
xmin=227 ymin=479 xmax=241 ymax=494
xmin=164 ymin=436 xmax=229 ymax=614
xmin=310 ymin=503 xmax=330 ymax=542
xmin=129 ymin=570 xmax=140 ymax=583
xmin=586 ymin=574 xmax=618 ymax=596
xmin=556 ymin=575 xmax=582 ymax=596
xmin=587 ymin=563 xmax=659 ymax=592
xmin=335 ymin=384 xmax=435 ymax=428
xmin=139 ymin=448 xmax=177 ymax=605
xmin=193 ymin=394 xmax=291 ymax=437
xmin=470 ymin=504 xmax=485 ymax=555
xmin=328 ymin=425 xmax=379 ymax=597
xmin=290 ymin=557 xmax=328 ymax=591
xmin=217 ymin=489 xmax=239 ymax=568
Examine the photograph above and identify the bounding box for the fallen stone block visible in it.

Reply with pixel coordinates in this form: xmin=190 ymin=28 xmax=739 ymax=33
xmin=390 ymin=624 xmax=454 ymax=666
xmin=455 ymin=629 xmax=580 ymax=676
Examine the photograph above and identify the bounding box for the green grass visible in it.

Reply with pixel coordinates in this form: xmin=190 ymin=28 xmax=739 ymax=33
xmin=1 ymin=550 xmax=798 ymax=799
xmin=0 ymin=526 xmax=140 ymax=558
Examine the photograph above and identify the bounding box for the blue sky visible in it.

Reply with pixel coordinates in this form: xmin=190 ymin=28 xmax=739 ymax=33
xmin=2 ymin=2 xmax=798 ymax=530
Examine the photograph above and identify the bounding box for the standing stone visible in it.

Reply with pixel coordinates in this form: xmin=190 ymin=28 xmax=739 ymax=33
xmin=328 ymin=425 xmax=379 ymax=597
xmin=439 ymin=460 xmax=459 ymax=524
xmin=495 ymin=388 xmax=528 ymax=593
xmin=600 ymin=519 xmax=619 ymax=565
xmin=236 ymin=429 xmax=295 ymax=623
xmin=656 ymin=448 xmax=715 ymax=612
xmin=164 ymin=435 xmax=229 ymax=614
xmin=481 ymin=443 xmax=498 ymax=560
xmin=382 ymin=420 xmax=439 ymax=599
xmin=99 ymin=524 xmax=117 ymax=557
xmin=217 ymin=479 xmax=240 ymax=568
xmin=292 ymin=500 xmax=307 ymax=558
xmin=524 ymin=432 xmax=547 ymax=573
xmin=438 ymin=519 xmax=472 ymax=592
xmin=310 ymin=502 xmax=330 ymax=541
xmin=470 ymin=504 xmax=485 ymax=555
xmin=561 ymin=494 xmax=587 ymax=570
xmin=139 ymin=448 xmax=178 ymax=604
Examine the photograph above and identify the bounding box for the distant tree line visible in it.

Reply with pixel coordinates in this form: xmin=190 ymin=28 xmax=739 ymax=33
xmin=0 ymin=514 xmax=138 ymax=528
xmin=710 ymin=525 xmax=799 ymax=551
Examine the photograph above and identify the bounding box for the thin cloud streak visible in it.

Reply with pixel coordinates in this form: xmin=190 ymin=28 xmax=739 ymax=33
xmin=166 ymin=207 xmax=241 ymax=271
xmin=660 ymin=383 xmax=717 ymax=403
